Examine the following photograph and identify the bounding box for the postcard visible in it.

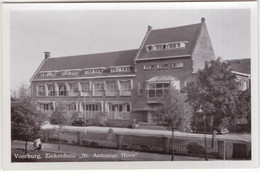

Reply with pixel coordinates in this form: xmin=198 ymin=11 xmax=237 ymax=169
xmin=1 ymin=1 xmax=258 ymax=171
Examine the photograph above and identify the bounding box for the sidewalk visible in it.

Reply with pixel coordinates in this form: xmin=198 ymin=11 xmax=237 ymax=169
xmin=12 ymin=141 xmax=212 ymax=161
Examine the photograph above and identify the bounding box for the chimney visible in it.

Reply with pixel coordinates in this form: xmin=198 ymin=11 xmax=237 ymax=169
xmin=44 ymin=52 xmax=50 ymax=60
xmin=148 ymin=25 xmax=153 ymax=31
xmin=201 ymin=17 xmax=205 ymax=23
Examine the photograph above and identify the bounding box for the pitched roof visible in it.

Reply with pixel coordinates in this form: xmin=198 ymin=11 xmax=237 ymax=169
xmin=33 ymin=49 xmax=137 ymax=80
xmin=228 ymin=59 xmax=251 ymax=75
xmin=136 ymin=23 xmax=203 ymax=60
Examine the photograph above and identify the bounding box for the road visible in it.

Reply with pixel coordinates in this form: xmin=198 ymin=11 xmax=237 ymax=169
xmin=42 ymin=124 xmax=251 ymax=142
xmin=12 ymin=141 xmax=213 ymax=161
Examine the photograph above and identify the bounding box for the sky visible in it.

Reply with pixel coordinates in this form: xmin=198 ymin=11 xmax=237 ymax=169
xmin=10 ymin=6 xmax=251 ymax=91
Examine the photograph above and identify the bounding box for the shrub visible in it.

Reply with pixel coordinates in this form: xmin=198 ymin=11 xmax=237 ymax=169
xmin=90 ymin=141 xmax=99 ymax=147
xmin=82 ymin=140 xmax=90 ymax=145
xmin=186 ymin=142 xmax=206 ymax=155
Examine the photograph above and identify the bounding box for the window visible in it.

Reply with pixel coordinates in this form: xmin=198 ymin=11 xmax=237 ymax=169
xmin=39 ymin=103 xmax=54 ymax=111
xmin=80 ymin=82 xmax=91 ymax=96
xmin=84 ymin=68 xmax=105 ymax=74
xmin=168 ymin=43 xmax=180 ymax=49
xmin=157 ymin=64 xmax=168 ymax=69
xmin=47 ymin=84 xmax=55 ymax=97
xmin=108 ymin=103 xmax=130 ymax=112
xmin=155 ymin=44 xmax=163 ymax=50
xmin=138 ymin=83 xmax=143 ymax=96
xmin=107 ymin=81 xmax=117 ymax=90
xmin=61 ymin=70 xmax=80 ymax=76
xmin=172 ymin=62 xmax=184 ymax=68
xmin=146 ymin=83 xmax=170 ymax=98
xmin=37 ymin=85 xmax=45 ymax=97
xmin=120 ymin=80 xmax=132 ymax=96
xmin=58 ymin=84 xmax=67 ymax=96
xmin=180 ymin=42 xmax=186 ymax=48
xmin=110 ymin=66 xmax=131 ymax=73
xmin=106 ymin=81 xmax=118 ymax=96
xmin=238 ymin=79 xmax=248 ymax=91
xmin=82 ymin=103 xmax=101 ymax=111
xmin=69 ymin=83 xmax=78 ymax=92
xmin=66 ymin=103 xmax=77 ymax=111
xmin=93 ymin=82 xmax=104 ymax=96
xmin=146 ymin=41 xmax=188 ymax=52
xmin=107 ymin=103 xmax=131 ymax=120
xmin=81 ymin=82 xmax=91 ymax=92
xmin=143 ymin=64 xmax=154 ymax=70
xmin=162 ymin=44 xmax=167 ymax=49
xmin=39 ymin=71 xmax=57 ymax=77
xmin=110 ymin=68 xmax=116 ymax=73
xmin=68 ymin=83 xmax=78 ymax=96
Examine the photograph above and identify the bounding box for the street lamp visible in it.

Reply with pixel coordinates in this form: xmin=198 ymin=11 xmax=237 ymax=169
xmin=198 ymin=108 xmax=208 ymax=161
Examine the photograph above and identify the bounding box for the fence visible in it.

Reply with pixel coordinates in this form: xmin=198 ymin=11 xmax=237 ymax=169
xmin=42 ymin=129 xmax=251 ymax=160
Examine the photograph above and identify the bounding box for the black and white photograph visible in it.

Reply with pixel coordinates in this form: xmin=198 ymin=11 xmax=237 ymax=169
xmin=1 ymin=2 xmax=258 ymax=170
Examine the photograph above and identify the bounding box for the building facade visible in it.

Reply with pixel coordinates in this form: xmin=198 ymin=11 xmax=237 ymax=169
xmin=30 ymin=18 xmax=215 ymax=127
xmin=228 ymin=58 xmax=251 ymax=91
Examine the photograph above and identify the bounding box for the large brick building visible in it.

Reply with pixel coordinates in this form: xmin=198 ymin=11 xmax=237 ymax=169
xmin=30 ymin=18 xmax=215 ymax=126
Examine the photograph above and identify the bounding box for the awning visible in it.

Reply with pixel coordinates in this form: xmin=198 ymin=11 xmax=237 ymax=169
xmin=132 ymin=105 xmax=156 ymax=111
xmin=36 ymin=100 xmax=54 ymax=104
xmin=106 ymin=101 xmax=129 ymax=105
xmin=132 ymin=108 xmax=155 ymax=112
xmin=146 ymin=75 xmax=179 ymax=83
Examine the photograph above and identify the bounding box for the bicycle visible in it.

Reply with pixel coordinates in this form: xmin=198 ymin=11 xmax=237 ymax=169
xmin=30 ymin=143 xmax=43 ymax=152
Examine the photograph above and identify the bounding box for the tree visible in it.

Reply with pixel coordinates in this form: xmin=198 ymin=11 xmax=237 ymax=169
xmin=234 ymin=89 xmax=251 ymax=132
xmin=154 ymin=88 xmax=193 ymax=161
xmin=11 ymin=83 xmax=30 ymax=100
xmin=49 ymin=105 xmax=69 ymax=151
xmin=11 ymin=98 xmax=44 ymax=154
xmin=17 ymin=83 xmax=30 ymax=99
xmin=183 ymin=58 xmax=240 ymax=134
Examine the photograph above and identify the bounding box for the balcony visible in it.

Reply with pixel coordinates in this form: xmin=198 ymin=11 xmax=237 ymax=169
xmin=146 ymin=88 xmax=168 ymax=103
xmin=58 ymin=91 xmax=68 ymax=97
xmin=93 ymin=90 xmax=105 ymax=97
xmin=80 ymin=91 xmax=92 ymax=97
xmin=68 ymin=91 xmax=79 ymax=97
xmin=119 ymin=90 xmax=132 ymax=96
xmin=106 ymin=90 xmax=118 ymax=97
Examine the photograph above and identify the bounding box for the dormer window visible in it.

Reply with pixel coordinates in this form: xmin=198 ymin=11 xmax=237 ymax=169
xmin=147 ymin=45 xmax=153 ymax=51
xmin=83 ymin=67 xmax=105 ymax=75
xmin=109 ymin=65 xmax=131 ymax=73
xmin=162 ymin=44 xmax=167 ymax=49
xmin=61 ymin=69 xmax=81 ymax=76
xmin=143 ymin=64 xmax=154 ymax=70
xmin=157 ymin=64 xmax=168 ymax=70
xmin=172 ymin=62 xmax=184 ymax=68
xmin=39 ymin=71 xmax=58 ymax=77
xmin=146 ymin=41 xmax=188 ymax=52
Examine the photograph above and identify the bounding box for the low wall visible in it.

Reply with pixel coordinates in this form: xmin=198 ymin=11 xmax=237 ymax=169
xmin=107 ymin=119 xmax=132 ymax=128
xmin=42 ymin=129 xmax=251 ymax=160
